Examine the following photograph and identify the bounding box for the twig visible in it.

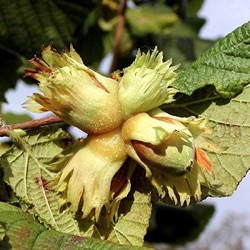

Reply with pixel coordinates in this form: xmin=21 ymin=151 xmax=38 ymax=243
xmin=0 ymin=115 xmax=63 ymax=137
xmin=109 ymin=0 xmax=127 ymax=73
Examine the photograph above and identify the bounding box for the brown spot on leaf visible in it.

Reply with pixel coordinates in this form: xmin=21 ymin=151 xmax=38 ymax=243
xmin=34 ymin=176 xmax=50 ymax=190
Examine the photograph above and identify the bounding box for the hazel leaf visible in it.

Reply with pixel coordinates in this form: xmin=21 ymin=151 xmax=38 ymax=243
xmin=1 ymin=127 xmax=81 ymax=235
xmin=0 ymin=202 xmax=151 ymax=250
xmin=173 ymin=21 xmax=250 ymax=97
xmin=107 ymin=185 xmax=152 ymax=246
xmin=169 ymin=83 xmax=250 ymax=198
xmin=0 ymin=0 xmax=75 ymax=57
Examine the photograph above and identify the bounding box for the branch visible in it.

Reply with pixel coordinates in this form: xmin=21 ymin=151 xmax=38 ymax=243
xmin=109 ymin=0 xmax=127 ymax=73
xmin=0 ymin=115 xmax=63 ymax=137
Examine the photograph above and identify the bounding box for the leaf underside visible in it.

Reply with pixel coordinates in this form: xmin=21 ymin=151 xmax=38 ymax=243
xmin=1 ymin=127 xmax=81 ymax=235
xmin=168 ymin=83 xmax=250 ymax=198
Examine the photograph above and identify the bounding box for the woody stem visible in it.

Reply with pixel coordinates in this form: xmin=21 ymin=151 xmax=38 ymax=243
xmin=109 ymin=0 xmax=127 ymax=73
xmin=0 ymin=115 xmax=63 ymax=137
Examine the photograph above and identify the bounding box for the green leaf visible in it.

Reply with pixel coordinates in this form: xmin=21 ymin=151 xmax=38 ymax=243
xmin=188 ymin=0 xmax=205 ymax=15
xmin=200 ymin=84 xmax=250 ymax=196
xmin=173 ymin=21 xmax=250 ymax=97
xmin=0 ymin=0 xmax=75 ymax=57
xmin=0 ymin=143 xmax=10 ymax=158
xmin=167 ymin=83 xmax=250 ymax=197
xmin=126 ymin=4 xmax=178 ymax=37
xmin=0 ymin=202 xmax=151 ymax=250
xmin=106 ymin=179 xmax=152 ymax=246
xmin=169 ymin=18 xmax=202 ymax=38
xmin=1 ymin=127 xmax=81 ymax=235
xmin=3 ymin=112 xmax=32 ymax=125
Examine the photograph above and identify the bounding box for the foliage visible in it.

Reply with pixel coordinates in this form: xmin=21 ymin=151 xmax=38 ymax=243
xmin=173 ymin=22 xmax=250 ymax=97
xmin=0 ymin=202 xmax=151 ymax=250
xmin=0 ymin=0 xmax=250 ymax=249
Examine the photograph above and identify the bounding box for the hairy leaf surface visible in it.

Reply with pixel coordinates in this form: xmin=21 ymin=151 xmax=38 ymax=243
xmin=107 ymin=191 xmax=151 ymax=246
xmin=173 ymin=21 xmax=250 ymax=97
xmin=0 ymin=202 xmax=152 ymax=250
xmin=106 ymin=174 xmax=152 ymax=246
xmin=168 ymin=83 xmax=250 ymax=197
xmin=1 ymin=127 xmax=81 ymax=235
